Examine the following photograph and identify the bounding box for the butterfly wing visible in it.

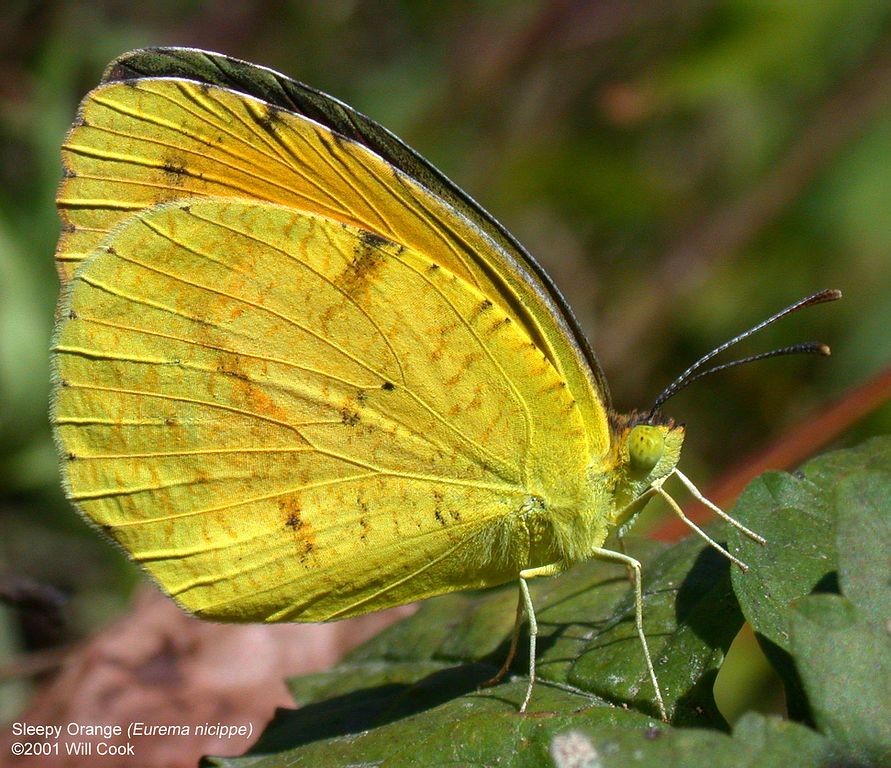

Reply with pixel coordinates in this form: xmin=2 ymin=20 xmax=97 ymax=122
xmin=100 ymin=46 xmax=610 ymax=408
xmin=53 ymin=199 xmax=595 ymax=621
xmin=55 ymin=56 xmax=609 ymax=447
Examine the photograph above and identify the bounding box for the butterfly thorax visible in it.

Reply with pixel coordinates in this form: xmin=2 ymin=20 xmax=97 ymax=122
xmin=541 ymin=414 xmax=685 ymax=567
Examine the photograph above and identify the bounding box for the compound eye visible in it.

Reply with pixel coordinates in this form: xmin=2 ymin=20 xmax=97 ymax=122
xmin=628 ymin=425 xmax=664 ymax=476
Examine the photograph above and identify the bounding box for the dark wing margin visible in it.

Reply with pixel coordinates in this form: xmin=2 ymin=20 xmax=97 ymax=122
xmin=102 ymin=46 xmax=611 ymax=409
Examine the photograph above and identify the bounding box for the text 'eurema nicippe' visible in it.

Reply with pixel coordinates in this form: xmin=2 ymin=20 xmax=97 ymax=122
xmin=51 ymin=47 xmax=840 ymax=721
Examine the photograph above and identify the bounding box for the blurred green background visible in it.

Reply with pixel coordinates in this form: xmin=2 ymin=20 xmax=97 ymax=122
xmin=1 ymin=0 xmax=889 ymax=728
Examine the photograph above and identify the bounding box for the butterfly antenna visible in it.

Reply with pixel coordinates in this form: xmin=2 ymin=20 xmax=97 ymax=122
xmin=650 ymin=289 xmax=841 ymax=413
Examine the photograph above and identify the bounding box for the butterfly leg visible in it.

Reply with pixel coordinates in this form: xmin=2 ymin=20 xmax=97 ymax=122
xmin=480 ymin=589 xmax=524 ymax=689
xmin=613 ymin=536 xmax=636 ymax=585
xmin=651 ymin=481 xmax=750 ymax=571
xmin=670 ymin=468 xmax=766 ymax=545
xmin=591 ymin=547 xmax=667 ymax=721
xmin=515 ymin=561 xmax=565 ymax=712
xmin=614 ymin=487 xmax=658 ymax=584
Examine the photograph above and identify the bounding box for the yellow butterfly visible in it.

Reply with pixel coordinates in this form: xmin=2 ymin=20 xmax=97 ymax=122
xmin=51 ymin=47 xmax=838 ymax=720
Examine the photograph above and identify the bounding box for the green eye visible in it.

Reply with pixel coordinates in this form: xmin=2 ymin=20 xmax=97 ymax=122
xmin=628 ymin=425 xmax=664 ymax=476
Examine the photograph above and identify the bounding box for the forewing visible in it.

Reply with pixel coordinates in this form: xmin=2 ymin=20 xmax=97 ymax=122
xmin=56 ymin=74 xmax=609 ymax=453
xmin=101 ymin=47 xmax=610 ymax=407
xmin=52 ymin=200 xmax=589 ymax=622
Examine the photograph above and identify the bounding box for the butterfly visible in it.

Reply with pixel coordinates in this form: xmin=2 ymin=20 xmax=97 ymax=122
xmin=51 ymin=47 xmax=838 ymax=720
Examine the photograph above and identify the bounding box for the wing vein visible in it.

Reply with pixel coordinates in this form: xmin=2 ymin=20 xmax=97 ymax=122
xmin=62 ymin=382 xmax=302 ymax=433
xmin=58 ymin=315 xmax=374 ymax=389
xmin=391 ymin=249 xmax=533 ymax=473
xmin=184 ymin=206 xmax=407 ymax=384
xmin=113 ymin=227 xmax=396 ymax=385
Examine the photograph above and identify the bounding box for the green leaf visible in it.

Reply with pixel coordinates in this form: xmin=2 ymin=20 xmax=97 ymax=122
xmin=835 ymin=470 xmax=891 ymax=625
xmin=724 ymin=713 xmax=835 ymax=768
xmin=728 ymin=437 xmax=891 ymax=763
xmin=726 ymin=440 xmax=891 ymax=718
xmin=789 ymin=594 xmax=891 ymax=765
xmin=204 ymin=710 xmax=834 ymax=768
xmin=799 ymin=436 xmax=891 ymax=488
xmin=787 ymin=466 xmax=891 ymax=764
xmin=729 ymin=471 xmax=835 ymax=655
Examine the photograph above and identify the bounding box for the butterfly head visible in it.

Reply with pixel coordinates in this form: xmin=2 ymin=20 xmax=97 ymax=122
xmin=627 ymin=423 xmax=669 ymax=478
xmin=606 ymin=289 xmax=840 ymax=538
xmin=606 ymin=411 xmax=685 ymax=515
xmin=624 ymin=411 xmax=683 ymax=472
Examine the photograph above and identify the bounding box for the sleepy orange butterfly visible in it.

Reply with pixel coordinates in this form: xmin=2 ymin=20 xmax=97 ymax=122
xmin=51 ymin=47 xmax=839 ymax=720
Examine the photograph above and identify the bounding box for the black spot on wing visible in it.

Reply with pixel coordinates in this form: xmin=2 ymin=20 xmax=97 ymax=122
xmin=162 ymin=160 xmax=188 ymax=184
xmin=340 ymin=408 xmax=360 ymax=426
xmin=285 ymin=512 xmax=302 ymax=530
xmin=433 ymin=490 xmax=446 ymax=526
xmin=358 ymin=228 xmax=396 ymax=250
